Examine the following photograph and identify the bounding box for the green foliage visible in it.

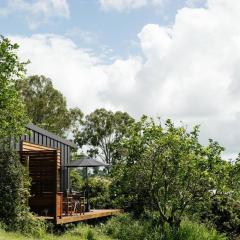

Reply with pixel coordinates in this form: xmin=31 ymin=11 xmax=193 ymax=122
xmin=0 ymin=36 xmax=28 ymax=141
xmin=111 ymin=117 xmax=229 ymax=230
xmin=104 ymin=214 xmax=226 ymax=240
xmin=0 ymin=223 xmax=112 ymax=240
xmin=177 ymin=219 xmax=226 ymax=240
xmin=0 ymin=150 xmax=46 ymax=237
xmin=0 ymin=214 xmax=226 ymax=240
xmin=190 ymin=156 xmax=240 ymax=238
xmin=104 ymin=214 xmax=146 ymax=240
xmin=200 ymin=194 xmax=240 ymax=238
xmin=87 ymin=230 xmax=95 ymax=240
xmin=11 ymin=212 xmax=47 ymax=238
xmin=0 ymin=151 xmax=27 ymax=224
xmin=70 ymin=170 xmax=112 ymax=208
xmin=63 ymin=224 xmax=111 ymax=240
xmin=0 ymin=36 xmax=35 ymax=233
xmin=70 ymin=169 xmax=84 ymax=192
xmin=74 ymin=108 xmax=135 ymax=164
xmin=87 ymin=176 xmax=112 ymax=208
xmin=16 ymin=75 xmax=83 ymax=137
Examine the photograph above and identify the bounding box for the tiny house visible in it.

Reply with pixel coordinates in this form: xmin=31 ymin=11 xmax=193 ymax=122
xmin=18 ymin=123 xmax=77 ymax=192
xmin=17 ymin=123 xmax=120 ymax=224
xmin=17 ymin=123 xmax=77 ymax=222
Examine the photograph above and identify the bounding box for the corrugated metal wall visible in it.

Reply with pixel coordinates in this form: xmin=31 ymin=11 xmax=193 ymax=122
xmin=19 ymin=129 xmax=72 ymax=192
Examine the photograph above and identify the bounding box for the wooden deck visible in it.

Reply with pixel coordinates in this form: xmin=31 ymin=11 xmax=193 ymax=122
xmin=39 ymin=209 xmax=122 ymax=224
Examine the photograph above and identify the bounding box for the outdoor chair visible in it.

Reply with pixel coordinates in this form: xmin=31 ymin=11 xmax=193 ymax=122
xmin=63 ymin=190 xmax=74 ymax=216
xmin=72 ymin=191 xmax=86 ymax=215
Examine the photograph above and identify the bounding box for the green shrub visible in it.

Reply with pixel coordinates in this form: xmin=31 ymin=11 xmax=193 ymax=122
xmin=0 ymin=151 xmax=28 ymax=226
xmin=0 ymin=150 xmax=46 ymax=237
xmin=177 ymin=220 xmax=226 ymax=240
xmin=87 ymin=230 xmax=95 ymax=240
xmin=103 ymin=214 xmax=226 ymax=240
xmin=13 ymin=212 xmax=47 ymax=238
xmin=87 ymin=176 xmax=112 ymax=209
xmin=63 ymin=223 xmax=112 ymax=240
xmin=104 ymin=214 xmax=147 ymax=240
xmin=70 ymin=172 xmax=113 ymax=209
xmin=200 ymin=195 xmax=240 ymax=238
xmin=70 ymin=169 xmax=85 ymax=192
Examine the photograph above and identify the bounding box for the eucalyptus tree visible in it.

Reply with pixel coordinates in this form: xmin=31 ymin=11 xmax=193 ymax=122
xmin=16 ymin=75 xmax=83 ymax=137
xmin=74 ymin=108 xmax=135 ymax=164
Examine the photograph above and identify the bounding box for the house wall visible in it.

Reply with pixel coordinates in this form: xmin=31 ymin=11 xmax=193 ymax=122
xmin=20 ymin=149 xmax=62 ymax=219
xmin=18 ymin=128 xmax=72 ymax=192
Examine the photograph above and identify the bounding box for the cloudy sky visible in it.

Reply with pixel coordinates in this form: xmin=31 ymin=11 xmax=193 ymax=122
xmin=1 ymin=0 xmax=240 ymax=159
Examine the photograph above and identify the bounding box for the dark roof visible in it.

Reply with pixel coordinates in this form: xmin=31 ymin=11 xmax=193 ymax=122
xmin=64 ymin=157 xmax=109 ymax=167
xmin=26 ymin=123 xmax=77 ymax=148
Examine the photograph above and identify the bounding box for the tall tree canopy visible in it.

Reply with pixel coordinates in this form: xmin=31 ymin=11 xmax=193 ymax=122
xmin=111 ymin=117 xmax=232 ymax=231
xmin=0 ymin=36 xmax=30 ymax=229
xmin=0 ymin=36 xmax=28 ymax=140
xmin=16 ymin=75 xmax=83 ymax=136
xmin=74 ymin=108 xmax=135 ymax=164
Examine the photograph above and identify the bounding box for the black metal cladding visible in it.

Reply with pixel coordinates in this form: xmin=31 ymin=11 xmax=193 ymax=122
xmin=20 ymin=123 xmax=77 ymax=192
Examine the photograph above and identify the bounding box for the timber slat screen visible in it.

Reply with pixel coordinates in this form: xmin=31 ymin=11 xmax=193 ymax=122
xmin=19 ymin=150 xmax=62 ymax=220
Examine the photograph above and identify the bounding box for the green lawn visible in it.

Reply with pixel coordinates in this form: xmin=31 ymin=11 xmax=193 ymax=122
xmin=0 ymin=225 xmax=112 ymax=240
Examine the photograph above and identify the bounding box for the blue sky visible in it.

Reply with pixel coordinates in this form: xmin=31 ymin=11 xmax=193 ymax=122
xmin=1 ymin=0 xmax=240 ymax=159
xmin=0 ymin=0 xmax=205 ymax=58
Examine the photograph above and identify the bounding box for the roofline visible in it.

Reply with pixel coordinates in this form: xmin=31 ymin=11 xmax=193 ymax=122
xmin=26 ymin=123 xmax=78 ymax=148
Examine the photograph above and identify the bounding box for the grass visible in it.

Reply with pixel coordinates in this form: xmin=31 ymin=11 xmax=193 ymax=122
xmin=0 ymin=224 xmax=112 ymax=240
xmin=178 ymin=219 xmax=227 ymax=240
xmin=103 ymin=214 xmax=227 ymax=240
xmin=0 ymin=214 xmax=228 ymax=240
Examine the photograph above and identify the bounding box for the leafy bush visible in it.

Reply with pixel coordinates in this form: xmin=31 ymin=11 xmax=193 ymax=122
xmin=70 ymin=170 xmax=113 ymax=209
xmin=177 ymin=220 xmax=226 ymax=240
xmin=200 ymin=194 xmax=240 ymax=239
xmin=15 ymin=213 xmax=47 ymax=238
xmin=103 ymin=214 xmax=226 ymax=240
xmin=0 ymin=150 xmax=47 ymax=237
xmin=70 ymin=169 xmax=85 ymax=192
xmin=0 ymin=151 xmax=28 ymax=225
xmin=104 ymin=214 xmax=146 ymax=240
xmin=87 ymin=176 xmax=112 ymax=209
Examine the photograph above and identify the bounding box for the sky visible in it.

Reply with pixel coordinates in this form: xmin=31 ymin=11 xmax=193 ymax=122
xmin=1 ymin=0 xmax=240 ymax=159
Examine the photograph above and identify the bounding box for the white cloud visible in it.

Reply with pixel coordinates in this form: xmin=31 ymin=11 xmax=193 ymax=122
xmin=100 ymin=0 xmax=163 ymax=12
xmin=9 ymin=0 xmax=240 ymax=157
xmin=10 ymin=34 xmax=141 ymax=113
xmin=0 ymin=0 xmax=69 ymax=29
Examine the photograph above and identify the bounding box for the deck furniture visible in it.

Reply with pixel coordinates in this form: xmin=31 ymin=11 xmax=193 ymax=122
xmin=63 ymin=196 xmax=74 ymax=216
xmin=64 ymin=157 xmax=109 ymax=212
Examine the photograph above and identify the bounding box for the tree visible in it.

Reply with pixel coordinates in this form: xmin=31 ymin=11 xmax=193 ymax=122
xmin=0 ymin=36 xmax=29 ymax=228
xmin=70 ymin=169 xmax=84 ymax=192
xmin=16 ymin=75 xmax=83 ymax=137
xmin=74 ymin=108 xmax=135 ymax=164
xmin=111 ymin=116 xmax=229 ymax=231
xmin=198 ymin=157 xmax=240 ymax=238
xmin=0 ymin=37 xmax=28 ymax=141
